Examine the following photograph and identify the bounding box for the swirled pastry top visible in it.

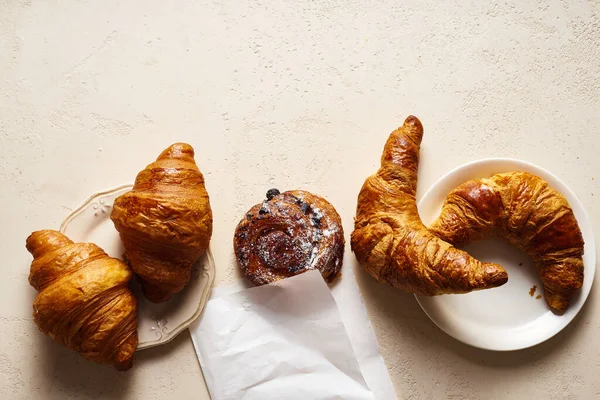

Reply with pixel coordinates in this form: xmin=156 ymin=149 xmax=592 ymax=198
xmin=234 ymin=189 xmax=345 ymax=286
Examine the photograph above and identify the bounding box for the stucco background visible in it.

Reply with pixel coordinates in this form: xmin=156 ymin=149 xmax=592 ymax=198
xmin=1 ymin=0 xmax=599 ymax=399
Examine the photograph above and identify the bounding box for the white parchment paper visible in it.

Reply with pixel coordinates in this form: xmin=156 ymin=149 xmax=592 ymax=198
xmin=189 ymin=270 xmax=375 ymax=399
xmin=190 ymin=265 xmax=396 ymax=400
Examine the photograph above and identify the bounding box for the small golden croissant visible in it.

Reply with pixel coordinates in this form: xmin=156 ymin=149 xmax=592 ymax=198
xmin=351 ymin=116 xmax=508 ymax=294
xmin=111 ymin=143 xmax=213 ymax=303
xmin=26 ymin=230 xmax=138 ymax=370
xmin=429 ymin=171 xmax=585 ymax=311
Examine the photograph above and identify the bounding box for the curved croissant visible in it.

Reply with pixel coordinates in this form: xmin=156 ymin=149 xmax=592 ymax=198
xmin=429 ymin=171 xmax=584 ymax=311
xmin=26 ymin=230 xmax=138 ymax=370
xmin=111 ymin=143 xmax=213 ymax=303
xmin=234 ymin=189 xmax=345 ymax=285
xmin=351 ymin=116 xmax=508 ymax=294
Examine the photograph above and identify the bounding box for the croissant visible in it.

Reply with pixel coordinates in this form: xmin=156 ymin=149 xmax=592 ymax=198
xmin=26 ymin=230 xmax=138 ymax=370
xmin=429 ymin=171 xmax=584 ymax=311
xmin=350 ymin=116 xmax=508 ymax=294
xmin=234 ymin=189 xmax=345 ymax=285
xmin=111 ymin=143 xmax=213 ymax=303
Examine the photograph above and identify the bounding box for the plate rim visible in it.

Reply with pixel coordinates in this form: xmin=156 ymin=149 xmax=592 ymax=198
xmin=415 ymin=157 xmax=596 ymax=351
xmin=136 ymin=249 xmax=216 ymax=350
xmin=59 ymin=184 xmax=134 ymax=233
xmin=60 ymin=184 xmax=216 ymax=351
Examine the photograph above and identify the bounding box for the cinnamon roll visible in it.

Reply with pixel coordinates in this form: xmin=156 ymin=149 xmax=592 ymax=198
xmin=234 ymin=189 xmax=345 ymax=285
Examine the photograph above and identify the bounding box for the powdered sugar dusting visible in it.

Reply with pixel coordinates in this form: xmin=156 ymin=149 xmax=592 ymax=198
xmin=234 ymin=190 xmax=345 ymax=285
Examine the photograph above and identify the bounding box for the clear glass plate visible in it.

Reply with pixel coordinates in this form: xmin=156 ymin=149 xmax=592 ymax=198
xmin=60 ymin=184 xmax=216 ymax=350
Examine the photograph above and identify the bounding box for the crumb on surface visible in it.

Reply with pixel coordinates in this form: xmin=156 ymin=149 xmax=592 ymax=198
xmin=529 ymin=285 xmax=537 ymax=297
xmin=536 ymin=295 xmax=542 ymax=299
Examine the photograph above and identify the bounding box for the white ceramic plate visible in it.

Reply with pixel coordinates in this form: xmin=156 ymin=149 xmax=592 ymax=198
xmin=416 ymin=158 xmax=596 ymax=351
xmin=60 ymin=185 xmax=216 ymax=350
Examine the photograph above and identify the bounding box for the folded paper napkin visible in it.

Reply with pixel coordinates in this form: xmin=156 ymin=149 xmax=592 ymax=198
xmin=189 ymin=269 xmax=395 ymax=400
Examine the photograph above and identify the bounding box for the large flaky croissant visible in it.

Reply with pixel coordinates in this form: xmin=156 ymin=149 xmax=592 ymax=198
xmin=429 ymin=171 xmax=584 ymax=311
xmin=111 ymin=143 xmax=213 ymax=303
xmin=26 ymin=230 xmax=138 ymax=370
xmin=351 ymin=116 xmax=508 ymax=294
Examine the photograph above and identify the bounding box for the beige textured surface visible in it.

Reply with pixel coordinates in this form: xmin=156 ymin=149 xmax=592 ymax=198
xmin=1 ymin=0 xmax=599 ymax=399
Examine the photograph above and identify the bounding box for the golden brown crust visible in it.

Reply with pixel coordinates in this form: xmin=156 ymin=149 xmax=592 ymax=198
xmin=234 ymin=189 xmax=345 ymax=285
xmin=26 ymin=230 xmax=138 ymax=371
xmin=429 ymin=171 xmax=585 ymax=311
xmin=350 ymin=116 xmax=508 ymax=295
xmin=110 ymin=143 xmax=213 ymax=303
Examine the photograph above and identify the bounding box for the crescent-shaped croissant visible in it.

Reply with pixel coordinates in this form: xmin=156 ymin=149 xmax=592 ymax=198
xmin=26 ymin=230 xmax=138 ymax=370
xmin=429 ymin=171 xmax=584 ymax=311
xmin=111 ymin=143 xmax=213 ymax=303
xmin=351 ymin=116 xmax=508 ymax=294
